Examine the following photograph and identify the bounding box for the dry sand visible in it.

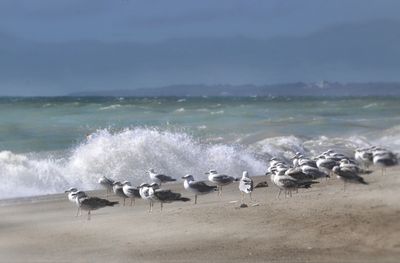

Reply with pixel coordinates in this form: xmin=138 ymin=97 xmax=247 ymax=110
xmin=0 ymin=169 xmax=400 ymax=263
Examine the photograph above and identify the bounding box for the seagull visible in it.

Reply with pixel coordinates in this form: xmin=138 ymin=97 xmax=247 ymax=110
xmin=112 ymin=181 xmax=128 ymax=206
xmin=122 ymin=181 xmax=141 ymax=206
xmin=355 ymin=148 xmax=373 ymax=168
xmin=332 ymin=166 xmax=368 ymax=190
xmin=138 ymin=183 xmax=153 ymax=212
xmin=148 ymin=169 xmax=176 ymax=186
xmin=181 ymin=174 xmax=217 ymax=204
xmin=98 ymin=176 xmax=115 ymax=197
xmin=272 ymin=173 xmax=319 ymax=199
xmin=206 ymin=170 xmax=238 ymax=197
xmin=65 ymin=187 xmax=87 ymax=216
xmin=148 ymin=183 xmax=190 ymax=211
xmin=71 ymin=191 xmax=119 ymax=220
xmin=372 ymin=150 xmax=398 ymax=175
xmin=300 ymin=164 xmax=330 ymax=180
xmin=239 ymin=171 xmax=253 ymax=205
xmin=339 ymin=159 xmax=372 ymax=174
xmin=297 ymin=155 xmax=318 ymax=168
xmin=316 ymin=155 xmax=338 ymax=175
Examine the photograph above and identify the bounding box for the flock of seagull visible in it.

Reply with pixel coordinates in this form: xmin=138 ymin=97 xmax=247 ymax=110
xmin=65 ymin=146 xmax=398 ymax=220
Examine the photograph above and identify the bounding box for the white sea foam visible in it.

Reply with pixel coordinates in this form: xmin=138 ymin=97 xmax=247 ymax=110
xmin=210 ymin=110 xmax=224 ymax=115
xmin=0 ymin=129 xmax=265 ymax=199
xmin=1 ymin=127 xmax=399 ymax=199
xmin=99 ymin=104 xmax=122 ymax=111
xmin=174 ymin=108 xmax=185 ymax=113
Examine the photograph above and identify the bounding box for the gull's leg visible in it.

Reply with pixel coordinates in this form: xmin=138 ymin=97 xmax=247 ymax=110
xmin=241 ymin=192 xmax=244 ymax=204
xmin=276 ymin=189 xmax=282 ymax=199
xmin=195 ymin=195 xmax=197 ymax=205
xmin=123 ymin=198 xmax=126 ymax=206
xmin=160 ymin=202 xmax=163 ymax=212
xmin=88 ymin=210 xmax=91 ymax=221
xmin=76 ymin=207 xmax=80 ymax=217
xmin=133 ymin=197 xmax=136 ymax=207
xmin=130 ymin=198 xmax=133 ymax=206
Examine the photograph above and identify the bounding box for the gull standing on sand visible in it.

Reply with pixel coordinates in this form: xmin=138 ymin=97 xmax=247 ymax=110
xmin=98 ymin=176 xmax=115 ymax=197
xmin=71 ymin=191 xmax=119 ymax=220
xmin=148 ymin=183 xmax=190 ymax=211
xmin=272 ymin=173 xmax=319 ymax=199
xmin=239 ymin=171 xmax=253 ymax=205
xmin=372 ymin=149 xmax=398 ymax=175
xmin=65 ymin=187 xmax=87 ymax=216
xmin=138 ymin=183 xmax=153 ymax=212
xmin=182 ymin=174 xmax=217 ymax=204
xmin=355 ymin=148 xmax=373 ymax=168
xmin=112 ymin=181 xmax=128 ymax=206
xmin=148 ymin=169 xmax=176 ymax=186
xmin=122 ymin=181 xmax=141 ymax=206
xmin=206 ymin=170 xmax=238 ymax=197
xmin=332 ymin=166 xmax=368 ymax=190
xmin=300 ymin=164 xmax=330 ymax=180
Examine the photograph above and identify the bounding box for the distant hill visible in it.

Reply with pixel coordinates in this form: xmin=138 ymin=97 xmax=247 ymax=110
xmin=68 ymin=82 xmax=400 ymax=97
xmin=1 ymin=19 xmax=400 ymax=95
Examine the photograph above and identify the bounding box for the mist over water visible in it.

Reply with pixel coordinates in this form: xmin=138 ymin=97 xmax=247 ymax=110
xmin=0 ymin=96 xmax=399 ymax=199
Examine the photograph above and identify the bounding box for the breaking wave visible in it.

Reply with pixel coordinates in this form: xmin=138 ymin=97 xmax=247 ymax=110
xmin=1 ymin=127 xmax=399 ymax=199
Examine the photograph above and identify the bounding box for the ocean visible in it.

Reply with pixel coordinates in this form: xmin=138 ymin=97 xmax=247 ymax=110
xmin=1 ymin=96 xmax=399 ymax=199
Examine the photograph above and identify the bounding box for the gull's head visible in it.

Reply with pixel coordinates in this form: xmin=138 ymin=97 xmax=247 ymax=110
xmin=139 ymin=183 xmax=150 ymax=188
xmin=148 ymin=168 xmax=155 ymax=174
xmin=71 ymin=190 xmax=86 ymax=199
xmin=242 ymin=171 xmax=249 ymax=178
xmin=112 ymin=181 xmax=122 ymax=186
xmin=122 ymin=181 xmax=131 ymax=186
xmin=332 ymin=166 xmax=340 ymax=174
xmin=205 ymin=169 xmax=217 ymax=175
xmin=65 ymin=187 xmax=78 ymax=193
xmin=181 ymin=174 xmax=194 ymax=181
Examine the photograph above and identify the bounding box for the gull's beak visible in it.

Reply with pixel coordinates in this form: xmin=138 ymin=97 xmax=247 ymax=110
xmin=181 ymin=176 xmax=186 ymax=179
xmin=205 ymin=172 xmax=209 ymax=175
xmin=64 ymin=190 xmax=69 ymax=193
xmin=265 ymin=172 xmax=271 ymax=176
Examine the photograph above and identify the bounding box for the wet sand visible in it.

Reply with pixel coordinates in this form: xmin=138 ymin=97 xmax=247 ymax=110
xmin=0 ymin=169 xmax=399 ymax=263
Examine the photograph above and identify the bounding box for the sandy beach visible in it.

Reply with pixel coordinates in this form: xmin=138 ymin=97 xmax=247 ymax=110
xmin=0 ymin=169 xmax=399 ymax=263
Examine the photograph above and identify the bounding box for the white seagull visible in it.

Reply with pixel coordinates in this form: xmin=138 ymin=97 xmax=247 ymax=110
xmin=206 ymin=169 xmax=238 ymax=197
xmin=332 ymin=166 xmax=368 ymax=191
xmin=239 ymin=171 xmax=253 ymax=205
xmin=71 ymin=191 xmax=119 ymax=220
xmin=112 ymin=181 xmax=129 ymax=206
xmin=122 ymin=181 xmax=141 ymax=206
xmin=148 ymin=169 xmax=176 ymax=186
xmin=98 ymin=176 xmax=115 ymax=197
xmin=138 ymin=183 xmax=153 ymax=212
xmin=182 ymin=174 xmax=217 ymax=204
xmin=65 ymin=187 xmax=87 ymax=216
xmin=148 ymin=183 xmax=190 ymax=211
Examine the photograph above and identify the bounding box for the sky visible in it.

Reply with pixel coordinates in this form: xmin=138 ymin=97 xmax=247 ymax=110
xmin=0 ymin=0 xmax=399 ymax=95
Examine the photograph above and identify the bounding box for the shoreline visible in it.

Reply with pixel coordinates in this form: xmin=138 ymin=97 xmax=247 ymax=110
xmin=0 ymin=170 xmax=400 ymax=262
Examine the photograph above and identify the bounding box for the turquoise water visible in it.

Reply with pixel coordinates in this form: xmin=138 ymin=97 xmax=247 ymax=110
xmin=1 ymin=96 xmax=399 ymax=153
xmin=0 ymin=96 xmax=399 ymax=199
